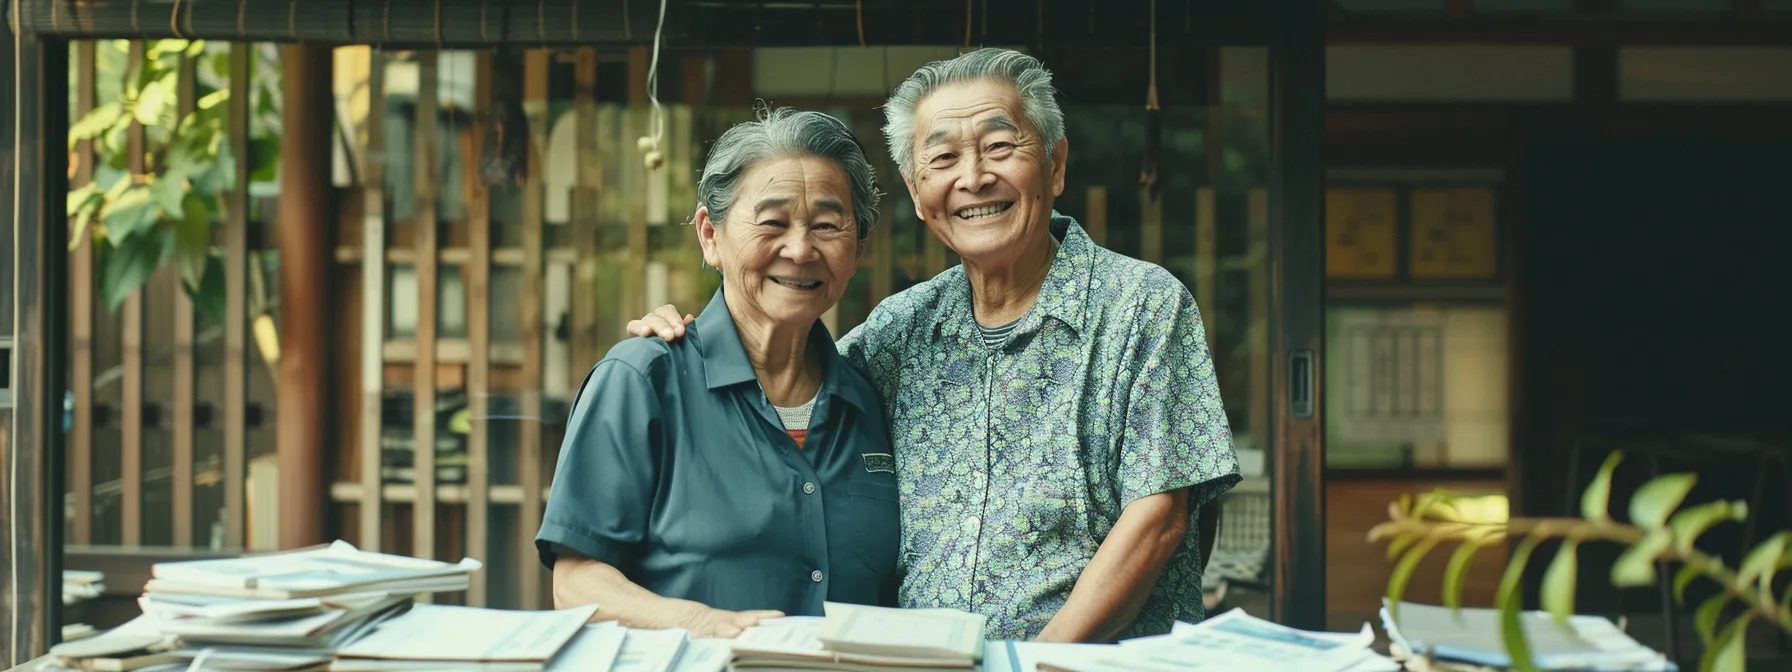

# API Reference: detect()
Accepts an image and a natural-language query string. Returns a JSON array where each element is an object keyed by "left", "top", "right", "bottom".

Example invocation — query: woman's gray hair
[
  {"left": 695, "top": 107, "right": 881, "bottom": 241},
  {"left": 881, "top": 48, "right": 1065, "bottom": 180}
]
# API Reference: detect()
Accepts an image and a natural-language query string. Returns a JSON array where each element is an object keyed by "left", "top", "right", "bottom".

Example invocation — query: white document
[
  {"left": 153, "top": 540, "right": 482, "bottom": 595},
  {"left": 545, "top": 623, "right": 627, "bottom": 672},
  {"left": 670, "top": 639, "right": 733, "bottom": 672},
  {"left": 818, "top": 602, "right": 986, "bottom": 661},
  {"left": 336, "top": 604, "right": 596, "bottom": 663},
  {"left": 1104, "top": 609, "right": 1378, "bottom": 672},
  {"left": 612, "top": 628, "right": 690, "bottom": 672},
  {"left": 733, "top": 617, "right": 827, "bottom": 655}
]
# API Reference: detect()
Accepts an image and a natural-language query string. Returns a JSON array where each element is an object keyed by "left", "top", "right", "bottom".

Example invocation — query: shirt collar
[
  {"left": 935, "top": 213, "right": 1095, "bottom": 344},
  {"left": 691, "top": 287, "right": 876, "bottom": 414}
]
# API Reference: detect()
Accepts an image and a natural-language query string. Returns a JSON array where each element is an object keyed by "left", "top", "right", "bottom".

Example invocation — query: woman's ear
[{"left": 695, "top": 206, "right": 722, "bottom": 269}]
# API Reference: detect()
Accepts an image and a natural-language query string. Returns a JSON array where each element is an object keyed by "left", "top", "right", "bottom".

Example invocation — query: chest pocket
[{"left": 844, "top": 468, "right": 900, "bottom": 576}]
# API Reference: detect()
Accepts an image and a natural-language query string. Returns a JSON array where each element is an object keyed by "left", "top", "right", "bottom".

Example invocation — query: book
[
  {"left": 543, "top": 623, "right": 627, "bottom": 672},
  {"left": 817, "top": 603, "right": 985, "bottom": 663},
  {"left": 155, "top": 594, "right": 412, "bottom": 648},
  {"left": 731, "top": 612, "right": 978, "bottom": 671},
  {"left": 332, "top": 603, "right": 596, "bottom": 672},
  {"left": 1381, "top": 600, "right": 1672, "bottom": 671},
  {"left": 148, "top": 540, "right": 481, "bottom": 599}
]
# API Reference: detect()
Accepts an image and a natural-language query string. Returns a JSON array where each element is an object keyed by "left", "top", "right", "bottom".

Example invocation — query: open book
[
  {"left": 731, "top": 603, "right": 985, "bottom": 671},
  {"left": 332, "top": 603, "right": 597, "bottom": 672},
  {"left": 147, "top": 540, "right": 481, "bottom": 599}
]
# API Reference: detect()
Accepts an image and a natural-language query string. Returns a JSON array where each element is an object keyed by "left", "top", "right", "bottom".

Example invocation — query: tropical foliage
[
  {"left": 65, "top": 40, "right": 281, "bottom": 326},
  {"left": 1371, "top": 452, "right": 1792, "bottom": 672}
]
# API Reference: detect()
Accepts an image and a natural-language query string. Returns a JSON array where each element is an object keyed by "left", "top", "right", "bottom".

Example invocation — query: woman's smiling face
[{"left": 697, "top": 154, "right": 861, "bottom": 330}]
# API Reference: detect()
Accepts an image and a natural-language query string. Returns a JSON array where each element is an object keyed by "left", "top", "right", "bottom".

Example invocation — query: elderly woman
[
  {"left": 536, "top": 108, "right": 894, "bottom": 639},
  {"left": 628, "top": 49, "right": 1241, "bottom": 643}
]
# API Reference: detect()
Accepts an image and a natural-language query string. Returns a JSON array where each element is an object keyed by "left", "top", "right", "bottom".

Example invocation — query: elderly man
[{"left": 628, "top": 48, "right": 1239, "bottom": 642}]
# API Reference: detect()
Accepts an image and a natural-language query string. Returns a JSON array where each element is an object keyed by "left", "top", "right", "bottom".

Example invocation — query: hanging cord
[
  {"left": 856, "top": 0, "right": 866, "bottom": 46},
  {"left": 170, "top": 0, "right": 185, "bottom": 39},
  {"left": 639, "top": 0, "right": 670, "bottom": 170}
]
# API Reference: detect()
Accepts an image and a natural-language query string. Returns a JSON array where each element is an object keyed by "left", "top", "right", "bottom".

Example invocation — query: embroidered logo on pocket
[{"left": 862, "top": 452, "right": 895, "bottom": 474}]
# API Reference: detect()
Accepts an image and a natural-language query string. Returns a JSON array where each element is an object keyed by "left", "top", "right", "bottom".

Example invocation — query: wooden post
[
  {"left": 1084, "top": 186, "right": 1108, "bottom": 247},
  {"left": 358, "top": 52, "right": 389, "bottom": 552},
  {"left": 70, "top": 40, "right": 96, "bottom": 546},
  {"left": 1196, "top": 188, "right": 1217, "bottom": 352},
  {"left": 1248, "top": 188, "right": 1271, "bottom": 457},
  {"left": 122, "top": 40, "right": 147, "bottom": 549},
  {"left": 277, "top": 44, "right": 334, "bottom": 550},
  {"left": 1140, "top": 187, "right": 1164, "bottom": 264},
  {"left": 518, "top": 49, "right": 551, "bottom": 611},
  {"left": 172, "top": 52, "right": 199, "bottom": 547},
  {"left": 224, "top": 43, "right": 252, "bottom": 548},
  {"left": 465, "top": 50, "right": 494, "bottom": 607},
  {"left": 411, "top": 52, "right": 441, "bottom": 564}
]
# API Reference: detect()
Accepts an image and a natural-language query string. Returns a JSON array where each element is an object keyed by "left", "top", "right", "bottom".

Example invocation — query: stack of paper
[
  {"left": 1380, "top": 600, "right": 1673, "bottom": 671},
  {"left": 47, "top": 541, "right": 481, "bottom": 672},
  {"left": 332, "top": 603, "right": 597, "bottom": 671},
  {"left": 731, "top": 602, "right": 985, "bottom": 671},
  {"left": 62, "top": 570, "right": 107, "bottom": 642},
  {"left": 1003, "top": 609, "right": 1398, "bottom": 672}
]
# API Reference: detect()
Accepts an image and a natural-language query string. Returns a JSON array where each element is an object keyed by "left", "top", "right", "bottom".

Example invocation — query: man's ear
[
  {"left": 695, "top": 206, "right": 722, "bottom": 269},
  {"left": 1051, "top": 137, "right": 1069, "bottom": 198},
  {"left": 904, "top": 174, "right": 925, "bottom": 221}
]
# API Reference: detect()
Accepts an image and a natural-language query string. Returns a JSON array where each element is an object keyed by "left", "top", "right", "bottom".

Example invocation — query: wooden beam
[
  {"left": 625, "top": 48, "right": 650, "bottom": 338},
  {"left": 70, "top": 40, "right": 97, "bottom": 547},
  {"left": 411, "top": 52, "right": 441, "bottom": 564},
  {"left": 518, "top": 49, "right": 551, "bottom": 611},
  {"left": 1195, "top": 188, "right": 1217, "bottom": 352},
  {"left": 1247, "top": 188, "right": 1271, "bottom": 453},
  {"left": 570, "top": 48, "right": 600, "bottom": 400},
  {"left": 224, "top": 43, "right": 252, "bottom": 548},
  {"left": 171, "top": 52, "right": 199, "bottom": 548},
  {"left": 1084, "top": 186, "right": 1108, "bottom": 247},
  {"left": 465, "top": 50, "right": 495, "bottom": 607},
  {"left": 121, "top": 40, "right": 147, "bottom": 549},
  {"left": 1327, "top": 19, "right": 1792, "bottom": 45},
  {"left": 359, "top": 51, "right": 388, "bottom": 553},
  {"left": 277, "top": 44, "right": 335, "bottom": 550}
]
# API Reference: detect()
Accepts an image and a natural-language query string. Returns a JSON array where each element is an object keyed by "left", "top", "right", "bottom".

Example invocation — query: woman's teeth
[
  {"left": 771, "top": 277, "right": 822, "bottom": 290},
  {"left": 955, "top": 202, "right": 1013, "bottom": 219}
]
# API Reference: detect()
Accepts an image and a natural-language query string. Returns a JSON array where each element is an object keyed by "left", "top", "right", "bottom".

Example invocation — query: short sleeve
[
  {"left": 535, "top": 359, "right": 663, "bottom": 572},
  {"left": 1117, "top": 283, "right": 1242, "bottom": 512}
]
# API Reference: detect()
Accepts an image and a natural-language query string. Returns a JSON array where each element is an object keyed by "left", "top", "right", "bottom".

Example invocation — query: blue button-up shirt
[
  {"left": 839, "top": 215, "right": 1241, "bottom": 640},
  {"left": 537, "top": 289, "right": 900, "bottom": 615}
]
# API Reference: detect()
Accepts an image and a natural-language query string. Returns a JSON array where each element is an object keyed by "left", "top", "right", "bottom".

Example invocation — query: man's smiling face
[{"left": 904, "top": 77, "right": 1068, "bottom": 268}]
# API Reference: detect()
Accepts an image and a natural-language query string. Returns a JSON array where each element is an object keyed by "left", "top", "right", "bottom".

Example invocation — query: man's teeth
[
  {"left": 772, "top": 278, "right": 821, "bottom": 289},
  {"left": 955, "top": 203, "right": 1012, "bottom": 219}
]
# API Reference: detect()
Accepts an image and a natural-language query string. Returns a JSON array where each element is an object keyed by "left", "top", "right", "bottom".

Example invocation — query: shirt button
[
  {"left": 803, "top": 482, "right": 816, "bottom": 495},
  {"left": 811, "top": 570, "right": 824, "bottom": 583}
]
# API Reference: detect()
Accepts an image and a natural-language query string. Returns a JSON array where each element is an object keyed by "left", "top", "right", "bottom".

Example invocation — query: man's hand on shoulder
[{"left": 626, "top": 304, "right": 694, "bottom": 342}]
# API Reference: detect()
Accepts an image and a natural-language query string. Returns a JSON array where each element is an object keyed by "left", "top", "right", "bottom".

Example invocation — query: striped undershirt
[{"left": 978, "top": 318, "right": 1021, "bottom": 348}]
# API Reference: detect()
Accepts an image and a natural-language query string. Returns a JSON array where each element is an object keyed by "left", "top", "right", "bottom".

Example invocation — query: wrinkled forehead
[
  {"left": 729, "top": 156, "right": 852, "bottom": 220},
  {"left": 913, "top": 78, "right": 1031, "bottom": 144}
]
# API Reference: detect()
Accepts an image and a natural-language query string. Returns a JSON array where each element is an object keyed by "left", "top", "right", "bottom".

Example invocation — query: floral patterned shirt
[{"left": 837, "top": 215, "right": 1241, "bottom": 641}]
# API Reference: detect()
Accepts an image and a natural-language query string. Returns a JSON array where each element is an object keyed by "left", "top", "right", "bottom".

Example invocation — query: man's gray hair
[
  {"left": 696, "top": 107, "right": 881, "bottom": 241},
  {"left": 881, "top": 48, "right": 1065, "bottom": 180}
]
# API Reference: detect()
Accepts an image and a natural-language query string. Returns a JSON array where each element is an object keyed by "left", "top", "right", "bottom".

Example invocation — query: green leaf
[
  {"left": 186, "top": 253, "right": 228, "bottom": 329},
  {"left": 1668, "top": 501, "right": 1745, "bottom": 555},
  {"left": 100, "top": 230, "right": 164, "bottom": 311},
  {"left": 1540, "top": 540, "right": 1578, "bottom": 630},
  {"left": 1737, "top": 531, "right": 1789, "bottom": 594},
  {"left": 101, "top": 185, "right": 161, "bottom": 246},
  {"left": 249, "top": 135, "right": 279, "bottom": 183},
  {"left": 1386, "top": 536, "right": 1442, "bottom": 622},
  {"left": 149, "top": 40, "right": 191, "bottom": 58},
  {"left": 1386, "top": 532, "right": 1418, "bottom": 561},
  {"left": 174, "top": 193, "right": 212, "bottom": 290},
  {"left": 1611, "top": 528, "right": 1672, "bottom": 587},
  {"left": 1444, "top": 533, "right": 1496, "bottom": 614},
  {"left": 151, "top": 171, "right": 189, "bottom": 216},
  {"left": 1581, "top": 451, "right": 1624, "bottom": 522},
  {"left": 1497, "top": 535, "right": 1542, "bottom": 672},
  {"left": 68, "top": 102, "right": 126, "bottom": 147},
  {"left": 1673, "top": 564, "right": 1702, "bottom": 605},
  {"left": 132, "top": 80, "right": 169, "bottom": 126},
  {"left": 197, "top": 89, "right": 229, "bottom": 111},
  {"left": 1628, "top": 473, "right": 1697, "bottom": 530},
  {"left": 1700, "top": 614, "right": 1753, "bottom": 672},
  {"left": 1695, "top": 594, "right": 1728, "bottom": 643}
]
